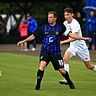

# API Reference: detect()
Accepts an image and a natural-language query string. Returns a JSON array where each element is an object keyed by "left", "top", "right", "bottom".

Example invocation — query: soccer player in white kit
[{"left": 59, "top": 7, "right": 96, "bottom": 84}]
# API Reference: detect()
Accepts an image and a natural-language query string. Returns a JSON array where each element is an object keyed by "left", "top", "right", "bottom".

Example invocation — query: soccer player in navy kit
[
  {"left": 17, "top": 10, "right": 91, "bottom": 90},
  {"left": 17, "top": 11, "right": 75, "bottom": 90}
]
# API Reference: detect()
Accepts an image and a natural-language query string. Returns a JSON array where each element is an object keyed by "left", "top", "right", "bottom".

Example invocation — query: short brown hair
[
  {"left": 64, "top": 7, "right": 73, "bottom": 14},
  {"left": 26, "top": 13, "right": 31, "bottom": 17},
  {"left": 48, "top": 11, "right": 58, "bottom": 18}
]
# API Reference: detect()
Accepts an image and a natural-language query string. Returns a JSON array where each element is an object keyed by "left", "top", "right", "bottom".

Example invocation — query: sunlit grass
[{"left": 0, "top": 52, "right": 96, "bottom": 96}]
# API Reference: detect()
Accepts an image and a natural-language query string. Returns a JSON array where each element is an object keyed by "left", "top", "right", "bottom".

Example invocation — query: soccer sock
[
  {"left": 64, "top": 64, "right": 69, "bottom": 73},
  {"left": 93, "top": 65, "right": 96, "bottom": 72},
  {"left": 61, "top": 71, "right": 71, "bottom": 82},
  {"left": 36, "top": 69, "right": 44, "bottom": 87},
  {"left": 62, "top": 71, "right": 75, "bottom": 89}
]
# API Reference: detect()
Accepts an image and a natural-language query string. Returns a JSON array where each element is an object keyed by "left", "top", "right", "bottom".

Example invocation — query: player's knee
[
  {"left": 58, "top": 68, "right": 66, "bottom": 74},
  {"left": 39, "top": 61, "right": 47, "bottom": 70},
  {"left": 63, "top": 58, "right": 68, "bottom": 63}
]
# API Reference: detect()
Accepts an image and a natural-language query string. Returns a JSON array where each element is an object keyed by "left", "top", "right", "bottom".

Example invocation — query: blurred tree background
[{"left": 0, "top": 1, "right": 85, "bottom": 44}]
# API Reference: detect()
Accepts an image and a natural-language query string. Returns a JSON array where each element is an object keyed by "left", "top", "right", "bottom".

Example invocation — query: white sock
[
  {"left": 64, "top": 64, "right": 69, "bottom": 73},
  {"left": 93, "top": 66, "right": 96, "bottom": 72}
]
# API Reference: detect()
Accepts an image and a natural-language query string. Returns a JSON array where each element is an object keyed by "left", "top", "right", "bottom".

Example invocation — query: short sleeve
[
  {"left": 63, "top": 25, "right": 71, "bottom": 36},
  {"left": 71, "top": 23, "right": 79, "bottom": 33}
]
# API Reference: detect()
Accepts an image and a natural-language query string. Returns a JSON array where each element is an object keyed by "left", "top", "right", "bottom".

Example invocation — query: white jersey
[{"left": 63, "top": 18, "right": 88, "bottom": 50}]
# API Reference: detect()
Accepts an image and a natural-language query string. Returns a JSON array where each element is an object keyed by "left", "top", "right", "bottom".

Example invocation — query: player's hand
[
  {"left": 17, "top": 40, "right": 25, "bottom": 47},
  {"left": 85, "top": 37, "right": 92, "bottom": 42},
  {"left": 60, "top": 41, "right": 64, "bottom": 45}
]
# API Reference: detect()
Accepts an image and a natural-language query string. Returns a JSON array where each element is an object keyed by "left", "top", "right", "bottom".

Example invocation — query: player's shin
[
  {"left": 35, "top": 69, "right": 44, "bottom": 90},
  {"left": 61, "top": 71, "right": 75, "bottom": 89},
  {"left": 59, "top": 64, "right": 69, "bottom": 84}
]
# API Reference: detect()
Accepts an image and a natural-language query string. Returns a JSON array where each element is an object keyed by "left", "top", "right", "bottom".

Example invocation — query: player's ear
[
  {"left": 55, "top": 17, "right": 57, "bottom": 21},
  {"left": 72, "top": 13, "right": 74, "bottom": 17}
]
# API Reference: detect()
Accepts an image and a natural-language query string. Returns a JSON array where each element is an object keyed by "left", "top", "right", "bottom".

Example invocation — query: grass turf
[{"left": 0, "top": 52, "right": 96, "bottom": 96}]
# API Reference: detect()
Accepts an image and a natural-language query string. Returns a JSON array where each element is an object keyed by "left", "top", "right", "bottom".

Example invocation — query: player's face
[
  {"left": 27, "top": 16, "right": 31, "bottom": 20},
  {"left": 48, "top": 14, "right": 57, "bottom": 25},
  {"left": 90, "top": 10, "right": 95, "bottom": 17},
  {"left": 64, "top": 12, "right": 73, "bottom": 23}
]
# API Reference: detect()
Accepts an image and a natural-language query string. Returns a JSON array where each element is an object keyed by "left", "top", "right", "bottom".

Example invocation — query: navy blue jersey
[{"left": 34, "top": 23, "right": 66, "bottom": 54}]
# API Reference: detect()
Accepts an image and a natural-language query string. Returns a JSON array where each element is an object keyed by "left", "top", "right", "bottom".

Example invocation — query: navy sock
[
  {"left": 61, "top": 71, "right": 71, "bottom": 82},
  {"left": 36, "top": 69, "right": 44, "bottom": 87}
]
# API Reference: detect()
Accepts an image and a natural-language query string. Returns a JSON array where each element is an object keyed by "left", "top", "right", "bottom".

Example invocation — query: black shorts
[{"left": 40, "top": 51, "right": 64, "bottom": 70}]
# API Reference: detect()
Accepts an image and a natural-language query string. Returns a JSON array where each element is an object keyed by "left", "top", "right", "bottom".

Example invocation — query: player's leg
[
  {"left": 32, "top": 39, "right": 36, "bottom": 51},
  {"left": 84, "top": 61, "right": 96, "bottom": 72},
  {"left": 35, "top": 51, "right": 50, "bottom": 90},
  {"left": 58, "top": 68, "right": 75, "bottom": 89},
  {"left": 27, "top": 41, "right": 30, "bottom": 49},
  {"left": 77, "top": 48, "right": 96, "bottom": 72},
  {"left": 59, "top": 50, "right": 74, "bottom": 84},
  {"left": 63, "top": 50, "right": 74, "bottom": 73},
  {"left": 35, "top": 60, "right": 47, "bottom": 90},
  {"left": 51, "top": 54, "right": 75, "bottom": 89}
]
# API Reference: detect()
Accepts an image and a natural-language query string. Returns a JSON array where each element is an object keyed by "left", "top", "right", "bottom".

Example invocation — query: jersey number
[
  {"left": 49, "top": 37, "right": 53, "bottom": 42},
  {"left": 58, "top": 60, "right": 64, "bottom": 67}
]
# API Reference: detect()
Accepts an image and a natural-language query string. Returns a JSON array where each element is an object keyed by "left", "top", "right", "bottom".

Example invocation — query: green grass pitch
[{"left": 0, "top": 52, "right": 96, "bottom": 96}]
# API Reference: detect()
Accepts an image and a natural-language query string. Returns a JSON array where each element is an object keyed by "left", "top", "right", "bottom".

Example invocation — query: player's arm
[
  {"left": 17, "top": 34, "right": 35, "bottom": 47},
  {"left": 68, "top": 32, "right": 91, "bottom": 41},
  {"left": 60, "top": 37, "right": 75, "bottom": 44},
  {"left": 61, "top": 32, "right": 92, "bottom": 45}
]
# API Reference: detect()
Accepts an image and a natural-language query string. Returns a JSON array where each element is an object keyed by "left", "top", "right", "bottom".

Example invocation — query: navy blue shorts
[{"left": 40, "top": 51, "right": 64, "bottom": 70}]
